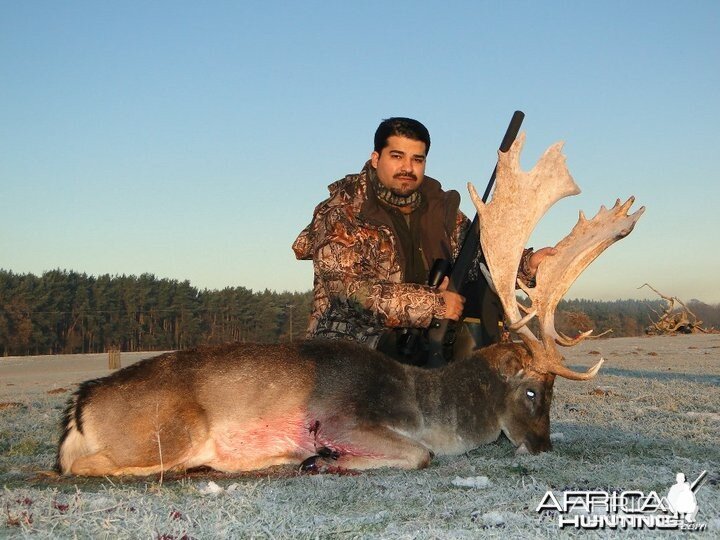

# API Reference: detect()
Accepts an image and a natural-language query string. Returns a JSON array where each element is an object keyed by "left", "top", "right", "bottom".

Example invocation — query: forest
[
  {"left": 1, "top": 269, "right": 718, "bottom": 356},
  {"left": 0, "top": 269, "right": 311, "bottom": 356}
]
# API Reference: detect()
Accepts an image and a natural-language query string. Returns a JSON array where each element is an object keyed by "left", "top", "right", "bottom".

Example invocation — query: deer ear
[{"left": 500, "top": 367, "right": 526, "bottom": 383}]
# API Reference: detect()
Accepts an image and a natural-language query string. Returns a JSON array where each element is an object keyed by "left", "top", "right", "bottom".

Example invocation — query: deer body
[{"left": 57, "top": 340, "right": 551, "bottom": 476}]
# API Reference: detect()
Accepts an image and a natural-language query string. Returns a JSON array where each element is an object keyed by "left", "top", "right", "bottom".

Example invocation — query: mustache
[{"left": 393, "top": 171, "right": 418, "bottom": 181}]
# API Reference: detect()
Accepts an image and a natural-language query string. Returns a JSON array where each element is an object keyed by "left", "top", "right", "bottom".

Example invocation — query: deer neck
[{"left": 410, "top": 349, "right": 512, "bottom": 452}]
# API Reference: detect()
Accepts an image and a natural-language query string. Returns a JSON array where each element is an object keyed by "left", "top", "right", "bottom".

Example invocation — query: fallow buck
[{"left": 57, "top": 133, "right": 644, "bottom": 476}]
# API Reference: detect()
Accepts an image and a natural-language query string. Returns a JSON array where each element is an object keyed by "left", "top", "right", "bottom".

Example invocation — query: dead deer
[{"left": 57, "top": 133, "right": 643, "bottom": 476}]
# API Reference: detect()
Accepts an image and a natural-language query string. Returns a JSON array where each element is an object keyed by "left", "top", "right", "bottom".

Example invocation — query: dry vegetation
[
  {"left": 1, "top": 335, "right": 719, "bottom": 538},
  {"left": 640, "top": 284, "right": 716, "bottom": 335}
]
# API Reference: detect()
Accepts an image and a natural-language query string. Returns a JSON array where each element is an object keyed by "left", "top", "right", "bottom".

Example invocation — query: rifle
[{"left": 425, "top": 111, "right": 525, "bottom": 368}]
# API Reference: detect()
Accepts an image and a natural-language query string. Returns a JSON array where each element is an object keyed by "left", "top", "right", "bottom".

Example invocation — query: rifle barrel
[{"left": 425, "top": 111, "right": 525, "bottom": 368}]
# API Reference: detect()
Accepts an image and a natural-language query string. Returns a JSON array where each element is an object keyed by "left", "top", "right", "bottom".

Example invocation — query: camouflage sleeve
[
  {"left": 341, "top": 276, "right": 447, "bottom": 328},
  {"left": 517, "top": 248, "right": 536, "bottom": 287},
  {"left": 314, "top": 214, "right": 446, "bottom": 329}
]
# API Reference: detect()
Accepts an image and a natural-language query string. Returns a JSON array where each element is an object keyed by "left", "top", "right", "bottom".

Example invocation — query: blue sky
[{"left": 2, "top": 1, "right": 719, "bottom": 303}]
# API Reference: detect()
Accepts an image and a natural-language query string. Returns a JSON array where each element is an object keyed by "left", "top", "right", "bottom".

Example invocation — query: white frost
[
  {"left": 451, "top": 475, "right": 492, "bottom": 489},
  {"left": 199, "top": 481, "right": 224, "bottom": 495}
]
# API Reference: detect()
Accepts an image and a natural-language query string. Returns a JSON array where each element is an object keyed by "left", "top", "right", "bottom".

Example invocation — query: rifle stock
[{"left": 425, "top": 111, "right": 525, "bottom": 368}]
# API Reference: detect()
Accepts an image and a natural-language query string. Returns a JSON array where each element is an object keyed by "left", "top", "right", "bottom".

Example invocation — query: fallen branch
[{"left": 639, "top": 283, "right": 709, "bottom": 334}]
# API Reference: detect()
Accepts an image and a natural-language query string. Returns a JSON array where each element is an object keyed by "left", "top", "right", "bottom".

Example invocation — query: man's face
[{"left": 371, "top": 135, "right": 427, "bottom": 196}]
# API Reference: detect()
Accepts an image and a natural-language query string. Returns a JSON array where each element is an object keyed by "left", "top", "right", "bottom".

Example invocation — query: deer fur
[{"left": 57, "top": 340, "right": 553, "bottom": 476}]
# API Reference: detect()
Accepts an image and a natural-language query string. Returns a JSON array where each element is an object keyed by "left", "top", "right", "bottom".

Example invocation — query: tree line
[
  {"left": 0, "top": 269, "right": 312, "bottom": 356},
  {"left": 1, "top": 269, "right": 718, "bottom": 356}
]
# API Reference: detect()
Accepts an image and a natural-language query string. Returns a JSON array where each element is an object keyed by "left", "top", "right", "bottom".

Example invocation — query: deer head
[{"left": 469, "top": 132, "right": 645, "bottom": 381}]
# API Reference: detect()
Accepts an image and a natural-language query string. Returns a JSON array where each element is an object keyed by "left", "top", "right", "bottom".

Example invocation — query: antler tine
[
  {"left": 528, "top": 197, "right": 645, "bottom": 378},
  {"left": 556, "top": 329, "right": 594, "bottom": 346},
  {"left": 548, "top": 356, "right": 605, "bottom": 381},
  {"left": 468, "top": 132, "right": 580, "bottom": 341},
  {"left": 556, "top": 328, "right": 612, "bottom": 344}
]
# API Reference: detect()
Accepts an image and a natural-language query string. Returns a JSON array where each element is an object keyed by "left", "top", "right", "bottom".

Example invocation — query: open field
[{"left": 1, "top": 335, "right": 719, "bottom": 538}]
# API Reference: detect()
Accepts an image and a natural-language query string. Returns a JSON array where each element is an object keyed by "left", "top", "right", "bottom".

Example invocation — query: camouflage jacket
[{"left": 292, "top": 162, "right": 473, "bottom": 348}]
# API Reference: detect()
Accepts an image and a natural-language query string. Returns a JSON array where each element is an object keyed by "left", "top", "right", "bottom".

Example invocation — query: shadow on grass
[
  {"left": 567, "top": 364, "right": 720, "bottom": 385},
  {"left": 3, "top": 463, "right": 313, "bottom": 492},
  {"left": 4, "top": 428, "right": 718, "bottom": 498},
  {"left": 550, "top": 420, "right": 717, "bottom": 465},
  {"left": 464, "top": 423, "right": 720, "bottom": 496}
]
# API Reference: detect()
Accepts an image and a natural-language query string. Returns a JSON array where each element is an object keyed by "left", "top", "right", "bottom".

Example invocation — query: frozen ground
[{"left": 1, "top": 335, "right": 719, "bottom": 538}]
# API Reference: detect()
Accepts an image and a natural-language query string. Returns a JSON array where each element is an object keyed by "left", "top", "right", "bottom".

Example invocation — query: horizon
[
  {"left": 2, "top": 266, "right": 715, "bottom": 306},
  {"left": 2, "top": 2, "right": 719, "bottom": 303}
]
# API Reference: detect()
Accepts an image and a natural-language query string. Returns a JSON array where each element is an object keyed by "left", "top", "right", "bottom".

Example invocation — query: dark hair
[{"left": 373, "top": 117, "right": 431, "bottom": 155}]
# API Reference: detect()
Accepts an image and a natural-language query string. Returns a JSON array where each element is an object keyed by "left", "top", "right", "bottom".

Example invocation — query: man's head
[
  {"left": 371, "top": 118, "right": 431, "bottom": 197},
  {"left": 373, "top": 117, "right": 431, "bottom": 156}
]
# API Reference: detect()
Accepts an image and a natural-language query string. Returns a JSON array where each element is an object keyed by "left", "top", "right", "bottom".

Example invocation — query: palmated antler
[{"left": 468, "top": 133, "right": 645, "bottom": 380}]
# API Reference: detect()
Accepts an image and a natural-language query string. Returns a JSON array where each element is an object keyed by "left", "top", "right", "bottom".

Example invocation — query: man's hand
[
  {"left": 528, "top": 247, "right": 557, "bottom": 277},
  {"left": 438, "top": 276, "right": 465, "bottom": 321}
]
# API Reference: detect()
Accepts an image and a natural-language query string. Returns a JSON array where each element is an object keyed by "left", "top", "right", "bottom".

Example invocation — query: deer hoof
[
  {"left": 317, "top": 446, "right": 340, "bottom": 460},
  {"left": 299, "top": 455, "right": 321, "bottom": 473},
  {"left": 300, "top": 452, "right": 337, "bottom": 473}
]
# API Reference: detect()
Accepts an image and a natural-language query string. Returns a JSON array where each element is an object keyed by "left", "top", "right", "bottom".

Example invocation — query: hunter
[{"left": 292, "top": 117, "right": 553, "bottom": 364}]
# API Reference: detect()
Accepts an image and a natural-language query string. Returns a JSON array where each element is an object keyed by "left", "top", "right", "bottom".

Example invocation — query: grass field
[{"left": 1, "top": 335, "right": 719, "bottom": 538}]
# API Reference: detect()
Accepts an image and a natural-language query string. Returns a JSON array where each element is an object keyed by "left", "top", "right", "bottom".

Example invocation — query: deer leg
[
  {"left": 69, "top": 451, "right": 174, "bottom": 476},
  {"left": 69, "top": 446, "right": 209, "bottom": 477},
  {"left": 69, "top": 402, "right": 212, "bottom": 476},
  {"left": 69, "top": 450, "right": 122, "bottom": 476},
  {"left": 206, "top": 450, "right": 311, "bottom": 472},
  {"left": 301, "top": 425, "right": 432, "bottom": 472}
]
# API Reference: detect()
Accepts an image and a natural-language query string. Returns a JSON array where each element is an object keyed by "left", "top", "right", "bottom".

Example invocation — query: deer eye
[{"left": 526, "top": 390, "right": 536, "bottom": 401}]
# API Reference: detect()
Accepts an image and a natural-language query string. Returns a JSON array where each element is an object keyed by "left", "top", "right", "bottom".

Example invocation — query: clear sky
[{"left": 2, "top": 1, "right": 719, "bottom": 303}]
